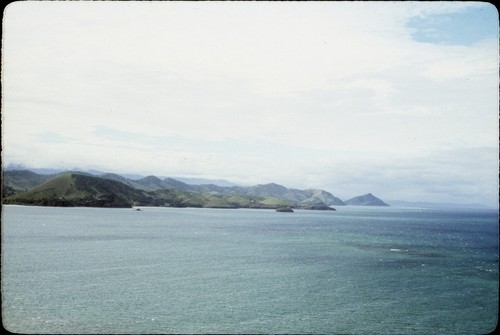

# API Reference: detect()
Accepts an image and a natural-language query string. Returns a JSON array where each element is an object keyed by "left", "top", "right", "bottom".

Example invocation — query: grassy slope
[
  {"left": 2, "top": 173, "right": 292, "bottom": 209},
  {"left": 3, "top": 171, "right": 341, "bottom": 209},
  {"left": 3, "top": 173, "right": 138, "bottom": 207},
  {"left": 1, "top": 170, "right": 54, "bottom": 196}
]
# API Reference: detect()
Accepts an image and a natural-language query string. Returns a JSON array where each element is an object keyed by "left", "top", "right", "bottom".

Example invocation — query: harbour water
[{"left": 1, "top": 205, "right": 498, "bottom": 334}]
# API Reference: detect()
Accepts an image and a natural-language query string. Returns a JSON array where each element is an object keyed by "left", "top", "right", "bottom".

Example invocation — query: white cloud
[{"left": 2, "top": 1, "right": 498, "bottom": 205}]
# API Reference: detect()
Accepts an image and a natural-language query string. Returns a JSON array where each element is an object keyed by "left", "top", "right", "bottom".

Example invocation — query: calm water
[{"left": 1, "top": 205, "right": 498, "bottom": 334}]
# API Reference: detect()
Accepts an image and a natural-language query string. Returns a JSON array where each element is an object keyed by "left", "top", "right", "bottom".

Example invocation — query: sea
[{"left": 1, "top": 205, "right": 498, "bottom": 334}]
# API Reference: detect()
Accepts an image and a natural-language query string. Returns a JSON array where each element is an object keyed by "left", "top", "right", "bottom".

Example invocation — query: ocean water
[{"left": 1, "top": 205, "right": 498, "bottom": 334}]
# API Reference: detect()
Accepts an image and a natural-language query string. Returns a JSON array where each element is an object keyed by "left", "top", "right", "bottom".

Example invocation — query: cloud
[
  {"left": 2, "top": 2, "right": 498, "bottom": 206},
  {"left": 297, "top": 146, "right": 498, "bottom": 206}
]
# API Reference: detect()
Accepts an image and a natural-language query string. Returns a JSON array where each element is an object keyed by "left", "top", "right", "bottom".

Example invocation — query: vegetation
[
  {"left": 2, "top": 172, "right": 298, "bottom": 209},
  {"left": 2, "top": 173, "right": 138, "bottom": 208},
  {"left": 2, "top": 170, "right": 374, "bottom": 209},
  {"left": 1, "top": 169, "right": 53, "bottom": 196},
  {"left": 344, "top": 193, "right": 389, "bottom": 206}
]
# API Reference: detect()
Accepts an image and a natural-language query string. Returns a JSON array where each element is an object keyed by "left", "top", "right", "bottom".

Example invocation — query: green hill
[
  {"left": 4, "top": 169, "right": 348, "bottom": 208},
  {"left": 298, "top": 189, "right": 345, "bottom": 206},
  {"left": 2, "top": 170, "right": 338, "bottom": 209},
  {"left": 344, "top": 193, "right": 389, "bottom": 206},
  {"left": 2, "top": 172, "right": 294, "bottom": 209},
  {"left": 2, "top": 173, "right": 145, "bottom": 207},
  {"left": 243, "top": 183, "right": 344, "bottom": 206},
  {"left": 2, "top": 170, "right": 54, "bottom": 197},
  {"left": 3, "top": 169, "right": 390, "bottom": 209}
]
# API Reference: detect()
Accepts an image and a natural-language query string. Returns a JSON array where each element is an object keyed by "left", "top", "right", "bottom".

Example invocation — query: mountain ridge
[
  {"left": 2, "top": 172, "right": 279, "bottom": 209},
  {"left": 2, "top": 169, "right": 387, "bottom": 209},
  {"left": 344, "top": 193, "right": 389, "bottom": 206},
  {"left": 2, "top": 172, "right": 141, "bottom": 207}
]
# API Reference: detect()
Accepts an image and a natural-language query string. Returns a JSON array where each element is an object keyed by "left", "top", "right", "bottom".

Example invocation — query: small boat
[{"left": 276, "top": 207, "right": 294, "bottom": 213}]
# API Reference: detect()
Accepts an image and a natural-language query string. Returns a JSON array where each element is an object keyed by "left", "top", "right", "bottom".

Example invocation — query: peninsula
[{"left": 2, "top": 169, "right": 389, "bottom": 209}]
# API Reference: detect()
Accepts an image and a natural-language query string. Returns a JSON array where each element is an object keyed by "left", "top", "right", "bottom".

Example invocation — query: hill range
[{"left": 2, "top": 169, "right": 389, "bottom": 209}]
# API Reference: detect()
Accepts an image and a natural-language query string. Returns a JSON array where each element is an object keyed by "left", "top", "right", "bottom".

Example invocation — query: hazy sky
[{"left": 2, "top": 1, "right": 498, "bottom": 205}]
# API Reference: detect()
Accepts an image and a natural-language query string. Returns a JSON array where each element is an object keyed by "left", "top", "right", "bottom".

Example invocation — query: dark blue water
[{"left": 2, "top": 205, "right": 498, "bottom": 334}]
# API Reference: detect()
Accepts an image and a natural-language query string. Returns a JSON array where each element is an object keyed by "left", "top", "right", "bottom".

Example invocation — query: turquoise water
[{"left": 1, "top": 205, "right": 498, "bottom": 334}]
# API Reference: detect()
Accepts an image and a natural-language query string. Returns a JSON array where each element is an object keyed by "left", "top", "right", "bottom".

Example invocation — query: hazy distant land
[{"left": 2, "top": 169, "right": 388, "bottom": 209}]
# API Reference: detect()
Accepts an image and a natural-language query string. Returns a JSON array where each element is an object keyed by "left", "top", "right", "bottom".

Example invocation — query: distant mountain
[
  {"left": 4, "top": 164, "right": 66, "bottom": 175},
  {"left": 100, "top": 173, "right": 131, "bottom": 184},
  {"left": 2, "top": 172, "right": 144, "bottom": 207},
  {"left": 160, "top": 178, "right": 193, "bottom": 191},
  {"left": 2, "top": 172, "right": 295, "bottom": 209},
  {"left": 4, "top": 165, "right": 109, "bottom": 176},
  {"left": 344, "top": 193, "right": 389, "bottom": 206},
  {"left": 243, "top": 183, "right": 345, "bottom": 206},
  {"left": 4, "top": 165, "right": 239, "bottom": 187},
  {"left": 2, "top": 170, "right": 55, "bottom": 196},
  {"left": 173, "top": 177, "right": 238, "bottom": 187},
  {"left": 298, "top": 189, "right": 345, "bottom": 206},
  {"left": 2, "top": 169, "right": 388, "bottom": 209},
  {"left": 98, "top": 175, "right": 345, "bottom": 206},
  {"left": 246, "top": 183, "right": 292, "bottom": 199},
  {"left": 135, "top": 175, "right": 168, "bottom": 190}
]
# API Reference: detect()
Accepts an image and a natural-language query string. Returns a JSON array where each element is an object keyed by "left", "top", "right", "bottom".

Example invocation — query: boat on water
[{"left": 276, "top": 207, "right": 294, "bottom": 213}]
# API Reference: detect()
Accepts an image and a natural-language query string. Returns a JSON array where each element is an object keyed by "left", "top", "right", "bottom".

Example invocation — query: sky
[{"left": 2, "top": 1, "right": 499, "bottom": 206}]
